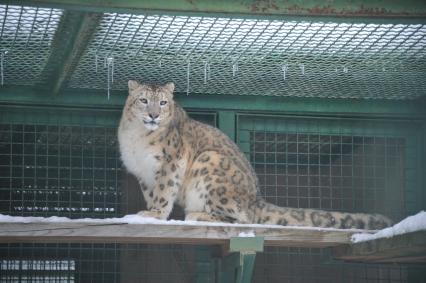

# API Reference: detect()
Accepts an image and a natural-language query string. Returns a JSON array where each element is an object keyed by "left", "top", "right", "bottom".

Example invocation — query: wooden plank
[
  {"left": 333, "top": 230, "right": 426, "bottom": 263},
  {"left": 0, "top": 222, "right": 359, "bottom": 248}
]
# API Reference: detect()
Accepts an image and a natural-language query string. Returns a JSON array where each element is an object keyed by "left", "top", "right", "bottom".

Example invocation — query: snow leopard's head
[{"left": 125, "top": 80, "right": 175, "bottom": 131}]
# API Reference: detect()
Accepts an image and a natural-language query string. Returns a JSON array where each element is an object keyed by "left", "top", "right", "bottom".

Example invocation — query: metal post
[{"left": 216, "top": 237, "right": 264, "bottom": 283}]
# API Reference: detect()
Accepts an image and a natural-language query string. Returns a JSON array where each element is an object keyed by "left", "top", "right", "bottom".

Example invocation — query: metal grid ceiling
[
  {"left": 1, "top": 5, "right": 425, "bottom": 99},
  {"left": 0, "top": 5, "right": 62, "bottom": 85},
  {"left": 69, "top": 13, "right": 426, "bottom": 99}
]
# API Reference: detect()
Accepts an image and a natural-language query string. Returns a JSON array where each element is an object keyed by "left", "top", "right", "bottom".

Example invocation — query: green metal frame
[
  {"left": 0, "top": 0, "right": 425, "bottom": 281},
  {"left": 3, "top": 0, "right": 426, "bottom": 22},
  {"left": 0, "top": 87, "right": 425, "bottom": 118},
  {"left": 216, "top": 237, "right": 264, "bottom": 283}
]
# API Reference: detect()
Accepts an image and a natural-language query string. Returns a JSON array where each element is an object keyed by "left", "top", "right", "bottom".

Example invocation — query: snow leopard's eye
[
  {"left": 140, "top": 98, "right": 148, "bottom": 104},
  {"left": 160, "top": 100, "right": 167, "bottom": 106}
]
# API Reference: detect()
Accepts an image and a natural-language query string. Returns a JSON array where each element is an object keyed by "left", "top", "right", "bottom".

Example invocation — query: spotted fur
[{"left": 118, "top": 81, "right": 392, "bottom": 230}]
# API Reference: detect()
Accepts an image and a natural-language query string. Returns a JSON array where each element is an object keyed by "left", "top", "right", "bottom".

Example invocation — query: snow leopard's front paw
[{"left": 137, "top": 210, "right": 167, "bottom": 220}]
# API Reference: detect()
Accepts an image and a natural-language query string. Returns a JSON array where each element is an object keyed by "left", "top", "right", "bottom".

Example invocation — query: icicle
[
  {"left": 204, "top": 61, "right": 210, "bottom": 84},
  {"left": 159, "top": 60, "right": 162, "bottom": 68},
  {"left": 232, "top": 61, "right": 239, "bottom": 77},
  {"left": 281, "top": 64, "right": 288, "bottom": 80},
  {"left": 343, "top": 66, "right": 348, "bottom": 73},
  {"left": 186, "top": 61, "right": 190, "bottom": 96},
  {"left": 95, "top": 53, "right": 98, "bottom": 73},
  {"left": 111, "top": 58, "right": 114, "bottom": 83},
  {"left": 106, "top": 57, "right": 114, "bottom": 100},
  {"left": 299, "top": 63, "right": 304, "bottom": 76},
  {"left": 1, "top": 50, "right": 8, "bottom": 86}
]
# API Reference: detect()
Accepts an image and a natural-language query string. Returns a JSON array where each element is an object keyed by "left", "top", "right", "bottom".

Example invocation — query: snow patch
[
  {"left": 238, "top": 231, "right": 255, "bottom": 237},
  {"left": 351, "top": 211, "right": 426, "bottom": 243},
  {"left": 0, "top": 213, "right": 365, "bottom": 233}
]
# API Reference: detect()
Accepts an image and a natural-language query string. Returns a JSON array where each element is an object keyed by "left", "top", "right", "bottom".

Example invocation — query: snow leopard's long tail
[{"left": 254, "top": 199, "right": 392, "bottom": 230}]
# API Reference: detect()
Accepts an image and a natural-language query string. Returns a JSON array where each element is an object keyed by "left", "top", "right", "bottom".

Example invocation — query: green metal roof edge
[
  {"left": 0, "top": 86, "right": 424, "bottom": 118},
  {"left": 2, "top": 0, "right": 426, "bottom": 24}
]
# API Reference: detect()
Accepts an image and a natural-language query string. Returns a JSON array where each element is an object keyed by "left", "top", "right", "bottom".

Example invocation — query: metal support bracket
[
  {"left": 216, "top": 237, "right": 264, "bottom": 283},
  {"left": 37, "top": 10, "right": 102, "bottom": 95},
  {"left": 218, "top": 110, "right": 236, "bottom": 141}
]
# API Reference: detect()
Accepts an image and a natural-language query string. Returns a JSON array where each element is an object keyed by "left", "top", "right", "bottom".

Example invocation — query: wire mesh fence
[
  {"left": 238, "top": 114, "right": 425, "bottom": 283},
  {"left": 238, "top": 114, "right": 423, "bottom": 221},
  {"left": 0, "top": 110, "right": 424, "bottom": 281},
  {"left": 0, "top": 110, "right": 217, "bottom": 283},
  {"left": 250, "top": 131, "right": 406, "bottom": 219},
  {"left": 0, "top": 124, "right": 122, "bottom": 218},
  {"left": 0, "top": 243, "right": 205, "bottom": 283},
  {"left": 252, "top": 246, "right": 423, "bottom": 283}
]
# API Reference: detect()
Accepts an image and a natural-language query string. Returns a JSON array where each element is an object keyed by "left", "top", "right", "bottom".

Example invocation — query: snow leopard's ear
[
  {"left": 163, "top": 82, "right": 175, "bottom": 97},
  {"left": 128, "top": 80, "right": 140, "bottom": 92}
]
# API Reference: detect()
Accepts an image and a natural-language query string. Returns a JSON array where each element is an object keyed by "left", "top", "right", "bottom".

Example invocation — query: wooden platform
[
  {"left": 0, "top": 221, "right": 357, "bottom": 248},
  {"left": 333, "top": 230, "right": 426, "bottom": 263},
  {"left": 2, "top": 221, "right": 425, "bottom": 264}
]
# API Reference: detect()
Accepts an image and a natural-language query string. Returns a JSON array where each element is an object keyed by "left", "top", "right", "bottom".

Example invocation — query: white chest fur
[{"left": 118, "top": 125, "right": 161, "bottom": 189}]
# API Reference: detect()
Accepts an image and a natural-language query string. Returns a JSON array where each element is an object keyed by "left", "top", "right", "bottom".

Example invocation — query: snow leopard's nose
[{"left": 149, "top": 113, "right": 159, "bottom": 120}]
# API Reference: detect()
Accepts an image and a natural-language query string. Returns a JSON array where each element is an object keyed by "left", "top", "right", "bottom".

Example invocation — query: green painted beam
[
  {"left": 237, "top": 253, "right": 257, "bottom": 283},
  {"left": 37, "top": 10, "right": 102, "bottom": 95},
  {"left": 421, "top": 124, "right": 426, "bottom": 215},
  {"left": 0, "top": 86, "right": 425, "bottom": 118},
  {"left": 2, "top": 0, "right": 426, "bottom": 23},
  {"left": 218, "top": 111, "right": 236, "bottom": 141},
  {"left": 217, "top": 237, "right": 264, "bottom": 283},
  {"left": 195, "top": 246, "right": 214, "bottom": 283},
  {"left": 219, "top": 252, "right": 258, "bottom": 283},
  {"left": 0, "top": 104, "right": 120, "bottom": 127},
  {"left": 0, "top": 104, "right": 216, "bottom": 127},
  {"left": 229, "top": 237, "right": 264, "bottom": 253}
]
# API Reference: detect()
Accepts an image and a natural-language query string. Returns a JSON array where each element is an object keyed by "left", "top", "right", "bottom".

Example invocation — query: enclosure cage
[{"left": 0, "top": 1, "right": 425, "bottom": 282}]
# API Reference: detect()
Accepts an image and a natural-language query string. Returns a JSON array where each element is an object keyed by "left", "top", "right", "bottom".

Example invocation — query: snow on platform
[
  {"left": 351, "top": 211, "right": 426, "bottom": 243},
  {"left": 334, "top": 211, "right": 426, "bottom": 263},
  {"left": 0, "top": 213, "right": 365, "bottom": 248}
]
